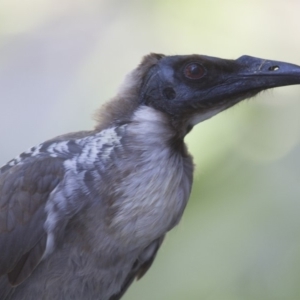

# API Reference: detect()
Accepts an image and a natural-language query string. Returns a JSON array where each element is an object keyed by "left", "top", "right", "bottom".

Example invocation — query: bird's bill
[
  {"left": 192, "top": 55, "right": 300, "bottom": 109},
  {"left": 233, "top": 55, "right": 300, "bottom": 90},
  {"left": 185, "top": 55, "right": 300, "bottom": 125}
]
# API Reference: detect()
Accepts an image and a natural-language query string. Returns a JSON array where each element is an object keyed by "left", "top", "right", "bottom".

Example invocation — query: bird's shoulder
[{"left": 0, "top": 126, "right": 126, "bottom": 175}]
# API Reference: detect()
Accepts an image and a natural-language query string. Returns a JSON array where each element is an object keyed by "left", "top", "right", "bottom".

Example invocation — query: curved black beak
[
  {"left": 194, "top": 55, "right": 300, "bottom": 110},
  {"left": 236, "top": 55, "right": 300, "bottom": 87},
  {"left": 175, "top": 54, "right": 300, "bottom": 125}
]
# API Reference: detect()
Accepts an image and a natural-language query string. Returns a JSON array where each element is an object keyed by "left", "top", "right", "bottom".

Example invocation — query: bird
[{"left": 0, "top": 53, "right": 300, "bottom": 300}]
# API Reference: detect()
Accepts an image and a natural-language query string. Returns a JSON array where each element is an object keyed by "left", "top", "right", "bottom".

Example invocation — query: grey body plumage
[{"left": 1, "top": 53, "right": 300, "bottom": 300}]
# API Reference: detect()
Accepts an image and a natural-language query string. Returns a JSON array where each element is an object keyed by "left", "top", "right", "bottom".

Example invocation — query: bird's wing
[
  {"left": 0, "top": 155, "right": 67, "bottom": 286},
  {"left": 109, "top": 235, "right": 165, "bottom": 300},
  {"left": 0, "top": 127, "right": 126, "bottom": 288}
]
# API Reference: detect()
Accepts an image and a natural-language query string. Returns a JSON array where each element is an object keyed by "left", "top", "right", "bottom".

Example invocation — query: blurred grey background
[{"left": 1, "top": 0, "right": 300, "bottom": 299}]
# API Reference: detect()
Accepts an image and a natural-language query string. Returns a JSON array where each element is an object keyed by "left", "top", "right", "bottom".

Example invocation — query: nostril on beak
[{"left": 269, "top": 65, "right": 280, "bottom": 71}]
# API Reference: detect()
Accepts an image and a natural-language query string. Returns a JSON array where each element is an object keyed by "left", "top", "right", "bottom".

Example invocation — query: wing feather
[
  {"left": 110, "top": 235, "right": 165, "bottom": 300},
  {"left": 0, "top": 156, "right": 65, "bottom": 285},
  {"left": 7, "top": 234, "right": 47, "bottom": 286}
]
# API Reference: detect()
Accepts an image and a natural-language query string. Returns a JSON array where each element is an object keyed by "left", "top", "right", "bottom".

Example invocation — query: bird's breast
[
  {"left": 111, "top": 150, "right": 193, "bottom": 246},
  {"left": 107, "top": 106, "right": 194, "bottom": 246}
]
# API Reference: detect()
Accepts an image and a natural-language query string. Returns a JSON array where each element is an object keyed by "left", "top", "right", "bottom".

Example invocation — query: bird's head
[
  {"left": 96, "top": 53, "right": 300, "bottom": 136},
  {"left": 139, "top": 54, "right": 300, "bottom": 133}
]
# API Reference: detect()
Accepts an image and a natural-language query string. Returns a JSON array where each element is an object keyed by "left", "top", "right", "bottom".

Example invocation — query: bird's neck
[{"left": 128, "top": 106, "right": 177, "bottom": 142}]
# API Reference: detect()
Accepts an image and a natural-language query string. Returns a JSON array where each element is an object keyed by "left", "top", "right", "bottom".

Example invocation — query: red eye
[{"left": 184, "top": 62, "right": 205, "bottom": 79}]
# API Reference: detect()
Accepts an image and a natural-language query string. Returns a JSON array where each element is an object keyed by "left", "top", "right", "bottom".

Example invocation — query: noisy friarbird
[{"left": 1, "top": 54, "right": 300, "bottom": 300}]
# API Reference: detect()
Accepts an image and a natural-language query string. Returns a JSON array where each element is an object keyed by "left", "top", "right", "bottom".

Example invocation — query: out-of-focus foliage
[{"left": 1, "top": 1, "right": 300, "bottom": 299}]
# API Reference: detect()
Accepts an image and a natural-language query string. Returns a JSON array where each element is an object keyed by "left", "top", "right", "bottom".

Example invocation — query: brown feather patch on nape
[{"left": 94, "top": 53, "right": 165, "bottom": 131}]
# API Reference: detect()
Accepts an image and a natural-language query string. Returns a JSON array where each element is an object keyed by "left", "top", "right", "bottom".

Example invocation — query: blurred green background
[{"left": 1, "top": 0, "right": 300, "bottom": 299}]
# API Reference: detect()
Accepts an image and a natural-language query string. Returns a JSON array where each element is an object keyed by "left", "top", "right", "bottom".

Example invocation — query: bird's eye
[{"left": 184, "top": 62, "right": 205, "bottom": 79}]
